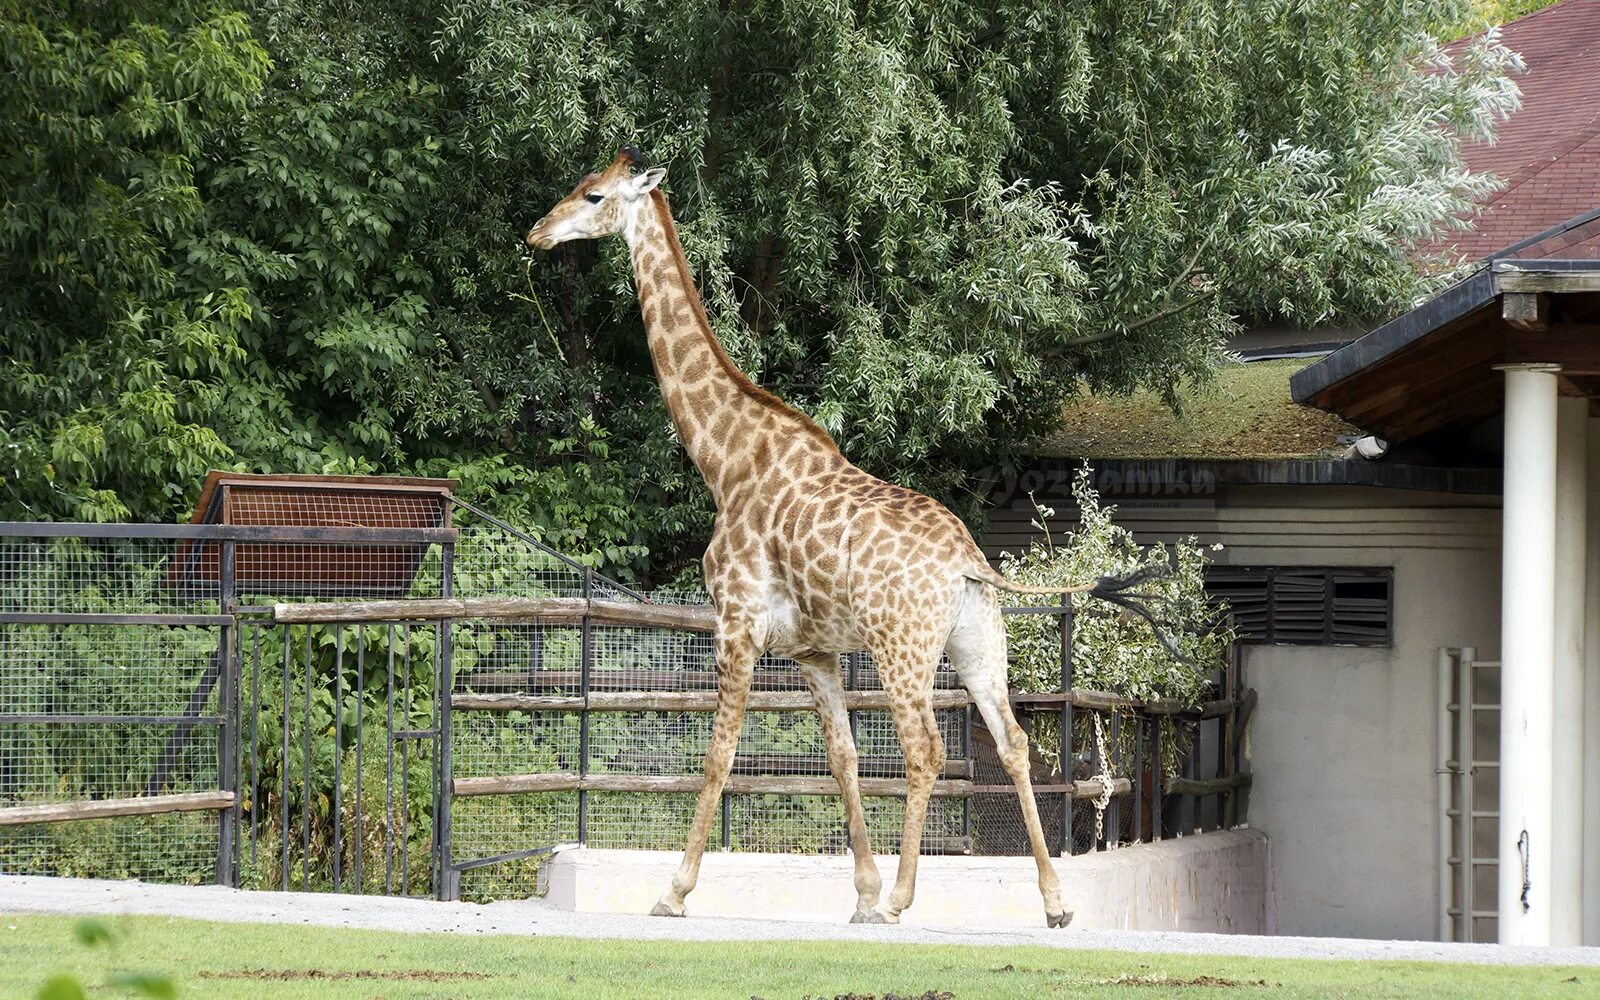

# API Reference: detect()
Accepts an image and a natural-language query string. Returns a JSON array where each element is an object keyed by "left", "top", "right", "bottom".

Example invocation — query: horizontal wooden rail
[
  {"left": 453, "top": 687, "right": 1248, "bottom": 719},
  {"left": 463, "top": 669, "right": 962, "bottom": 691},
  {"left": 451, "top": 690, "right": 973, "bottom": 713},
  {"left": 969, "top": 778, "right": 1133, "bottom": 800},
  {"left": 454, "top": 772, "right": 976, "bottom": 798},
  {"left": 0, "top": 522, "right": 456, "bottom": 543},
  {"left": 452, "top": 772, "right": 1136, "bottom": 800},
  {"left": 0, "top": 791, "right": 236, "bottom": 827},
  {"left": 599, "top": 753, "right": 969, "bottom": 780},
  {"left": 1008, "top": 689, "right": 1239, "bottom": 719},
  {"left": 273, "top": 596, "right": 717, "bottom": 632},
  {"left": 1165, "top": 772, "right": 1253, "bottom": 797}
]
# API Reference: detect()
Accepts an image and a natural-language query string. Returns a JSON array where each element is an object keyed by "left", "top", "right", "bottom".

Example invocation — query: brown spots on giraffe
[{"left": 528, "top": 164, "right": 1073, "bottom": 924}]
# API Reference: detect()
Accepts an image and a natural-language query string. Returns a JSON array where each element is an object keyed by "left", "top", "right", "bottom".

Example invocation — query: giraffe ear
[{"left": 631, "top": 166, "right": 667, "bottom": 195}]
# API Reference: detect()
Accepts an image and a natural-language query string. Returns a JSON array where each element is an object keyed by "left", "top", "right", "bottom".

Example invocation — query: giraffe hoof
[
  {"left": 849, "top": 910, "right": 874, "bottom": 924},
  {"left": 862, "top": 909, "right": 897, "bottom": 924},
  {"left": 650, "top": 902, "right": 686, "bottom": 918},
  {"left": 1046, "top": 910, "right": 1074, "bottom": 929}
]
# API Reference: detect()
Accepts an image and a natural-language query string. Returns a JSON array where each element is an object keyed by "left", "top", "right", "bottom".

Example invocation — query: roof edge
[
  {"left": 1013, "top": 457, "right": 1500, "bottom": 496},
  {"left": 1289, "top": 269, "right": 1497, "bottom": 404}
]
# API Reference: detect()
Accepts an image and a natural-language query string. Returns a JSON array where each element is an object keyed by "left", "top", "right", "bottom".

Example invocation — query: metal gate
[
  {"left": 233, "top": 618, "right": 447, "bottom": 897},
  {"left": 1439, "top": 646, "right": 1501, "bottom": 943}
]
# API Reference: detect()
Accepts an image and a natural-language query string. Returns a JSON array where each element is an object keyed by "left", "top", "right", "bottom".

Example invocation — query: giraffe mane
[{"left": 648, "top": 189, "right": 840, "bottom": 452}]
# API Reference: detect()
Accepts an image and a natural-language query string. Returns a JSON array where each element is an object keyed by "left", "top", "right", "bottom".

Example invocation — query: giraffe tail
[{"left": 966, "top": 563, "right": 1192, "bottom": 664}]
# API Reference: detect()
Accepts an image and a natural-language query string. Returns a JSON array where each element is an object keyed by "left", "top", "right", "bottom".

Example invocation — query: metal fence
[{"left": 0, "top": 506, "right": 1252, "bottom": 903}]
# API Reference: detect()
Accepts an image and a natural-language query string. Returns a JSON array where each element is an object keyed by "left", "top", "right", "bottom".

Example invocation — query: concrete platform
[{"left": 539, "top": 827, "right": 1273, "bottom": 932}]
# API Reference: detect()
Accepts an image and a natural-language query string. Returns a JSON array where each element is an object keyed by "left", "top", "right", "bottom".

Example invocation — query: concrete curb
[{"left": 4, "top": 874, "right": 1599, "bottom": 966}]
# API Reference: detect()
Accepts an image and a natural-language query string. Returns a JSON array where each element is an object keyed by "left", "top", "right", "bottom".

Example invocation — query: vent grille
[{"left": 1205, "top": 567, "right": 1392, "bottom": 646}]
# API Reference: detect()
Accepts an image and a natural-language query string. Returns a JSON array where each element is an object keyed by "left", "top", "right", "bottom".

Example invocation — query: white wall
[
  {"left": 984, "top": 485, "right": 1502, "bottom": 940},
  {"left": 541, "top": 830, "right": 1272, "bottom": 932}
]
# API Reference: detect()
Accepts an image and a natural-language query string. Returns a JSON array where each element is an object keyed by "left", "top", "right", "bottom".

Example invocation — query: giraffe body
[{"left": 528, "top": 151, "right": 1080, "bottom": 927}]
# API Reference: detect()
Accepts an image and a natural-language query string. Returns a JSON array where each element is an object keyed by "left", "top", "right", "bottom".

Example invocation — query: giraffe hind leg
[
  {"left": 945, "top": 583, "right": 1071, "bottom": 928},
  {"left": 795, "top": 654, "right": 883, "bottom": 922},
  {"left": 864, "top": 633, "right": 947, "bottom": 924}
]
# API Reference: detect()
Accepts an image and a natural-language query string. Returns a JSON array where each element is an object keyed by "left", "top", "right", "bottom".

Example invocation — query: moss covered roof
[{"left": 1030, "top": 357, "right": 1362, "bottom": 461}]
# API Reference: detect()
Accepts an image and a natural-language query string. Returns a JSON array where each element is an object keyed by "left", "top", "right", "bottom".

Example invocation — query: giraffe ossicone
[{"left": 528, "top": 148, "right": 1150, "bottom": 929}]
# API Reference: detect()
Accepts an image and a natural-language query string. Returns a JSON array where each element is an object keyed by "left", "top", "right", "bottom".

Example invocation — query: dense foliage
[
  {"left": 2, "top": 1, "right": 1520, "bottom": 581},
  {"left": 1000, "top": 468, "right": 1229, "bottom": 771}
]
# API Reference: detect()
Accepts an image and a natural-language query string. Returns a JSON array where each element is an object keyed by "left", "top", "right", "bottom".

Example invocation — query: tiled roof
[{"left": 1435, "top": 0, "right": 1600, "bottom": 260}]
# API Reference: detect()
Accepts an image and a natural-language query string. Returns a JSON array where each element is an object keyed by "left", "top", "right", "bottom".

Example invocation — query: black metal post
[
  {"left": 1107, "top": 712, "right": 1121, "bottom": 848},
  {"left": 333, "top": 624, "right": 343, "bottom": 892},
  {"left": 1181, "top": 732, "right": 1195, "bottom": 836},
  {"left": 249, "top": 624, "right": 261, "bottom": 872},
  {"left": 400, "top": 623, "right": 411, "bottom": 896},
  {"left": 354, "top": 624, "right": 364, "bottom": 893},
  {"left": 1132, "top": 714, "right": 1144, "bottom": 843},
  {"left": 961, "top": 700, "right": 973, "bottom": 850},
  {"left": 302, "top": 625, "right": 313, "bottom": 890},
  {"left": 437, "top": 541, "right": 456, "bottom": 900},
  {"left": 577, "top": 568, "right": 593, "bottom": 846},
  {"left": 280, "top": 625, "right": 291, "bottom": 891},
  {"left": 1151, "top": 720, "right": 1163, "bottom": 842},
  {"left": 216, "top": 543, "right": 237, "bottom": 886},
  {"left": 1059, "top": 596, "right": 1072, "bottom": 856},
  {"left": 384, "top": 624, "right": 396, "bottom": 896},
  {"left": 1223, "top": 642, "right": 1238, "bottom": 829}
]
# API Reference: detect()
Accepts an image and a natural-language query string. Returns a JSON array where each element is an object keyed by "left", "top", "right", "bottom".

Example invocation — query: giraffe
[{"left": 526, "top": 148, "right": 1163, "bottom": 928}]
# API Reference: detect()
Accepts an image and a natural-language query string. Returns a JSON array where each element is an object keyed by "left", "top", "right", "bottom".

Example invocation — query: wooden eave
[{"left": 1290, "top": 261, "right": 1600, "bottom": 443}]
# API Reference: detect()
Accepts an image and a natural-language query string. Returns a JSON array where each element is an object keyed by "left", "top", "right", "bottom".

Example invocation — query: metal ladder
[{"left": 1439, "top": 647, "right": 1500, "bottom": 943}]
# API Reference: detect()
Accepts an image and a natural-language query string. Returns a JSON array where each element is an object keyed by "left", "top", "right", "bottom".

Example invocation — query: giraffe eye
[{"left": 585, "top": 193, "right": 604, "bottom": 204}]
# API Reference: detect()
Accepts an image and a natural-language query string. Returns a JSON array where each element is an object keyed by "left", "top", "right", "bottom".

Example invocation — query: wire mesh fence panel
[
  {"left": 721, "top": 794, "right": 967, "bottom": 855},
  {"left": 582, "top": 790, "right": 702, "bottom": 851},
  {"left": 0, "top": 613, "right": 226, "bottom": 882},
  {"left": 449, "top": 529, "right": 590, "bottom": 600},
  {"left": 0, "top": 813, "right": 219, "bottom": 883},
  {"left": 0, "top": 537, "right": 220, "bottom": 613},
  {"left": 0, "top": 623, "right": 221, "bottom": 726},
  {"left": 590, "top": 627, "right": 721, "bottom": 691},
  {"left": 455, "top": 622, "right": 583, "bottom": 695},
  {"left": 585, "top": 712, "right": 710, "bottom": 777},
  {"left": 453, "top": 790, "right": 579, "bottom": 901},
  {"left": 451, "top": 709, "right": 583, "bottom": 777}
]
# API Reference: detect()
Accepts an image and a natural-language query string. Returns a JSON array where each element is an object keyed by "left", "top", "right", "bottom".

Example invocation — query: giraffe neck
[{"left": 623, "top": 191, "right": 837, "bottom": 505}]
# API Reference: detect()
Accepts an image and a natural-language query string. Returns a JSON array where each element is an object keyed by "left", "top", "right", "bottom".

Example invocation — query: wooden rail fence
[{"left": 271, "top": 596, "right": 1254, "bottom": 825}]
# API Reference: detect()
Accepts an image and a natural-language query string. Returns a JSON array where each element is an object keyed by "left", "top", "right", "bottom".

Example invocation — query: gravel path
[{"left": 4, "top": 875, "right": 1598, "bottom": 968}]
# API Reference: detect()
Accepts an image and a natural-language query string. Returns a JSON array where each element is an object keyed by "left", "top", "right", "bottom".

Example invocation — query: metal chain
[
  {"left": 1092, "top": 712, "right": 1115, "bottom": 848},
  {"left": 1517, "top": 830, "right": 1531, "bottom": 914}
]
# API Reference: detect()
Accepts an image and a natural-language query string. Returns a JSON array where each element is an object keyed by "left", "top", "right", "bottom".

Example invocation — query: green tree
[
  {"left": 1, "top": 2, "right": 269, "bottom": 520},
  {"left": 2, "top": 1, "right": 1520, "bottom": 581}
]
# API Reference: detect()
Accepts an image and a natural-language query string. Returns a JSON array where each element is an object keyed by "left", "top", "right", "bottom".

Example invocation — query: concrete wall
[
  {"left": 540, "top": 829, "right": 1271, "bottom": 932},
  {"left": 984, "top": 485, "right": 1503, "bottom": 940}
]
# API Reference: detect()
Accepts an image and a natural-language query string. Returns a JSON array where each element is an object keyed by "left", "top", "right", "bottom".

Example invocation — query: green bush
[{"left": 998, "top": 467, "right": 1231, "bottom": 774}]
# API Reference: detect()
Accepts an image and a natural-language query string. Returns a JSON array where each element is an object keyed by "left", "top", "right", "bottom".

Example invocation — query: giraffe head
[{"left": 526, "top": 148, "right": 667, "bottom": 249}]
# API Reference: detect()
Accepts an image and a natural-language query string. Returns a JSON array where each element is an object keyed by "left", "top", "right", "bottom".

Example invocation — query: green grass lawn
[{"left": 0, "top": 915, "right": 1590, "bottom": 1000}]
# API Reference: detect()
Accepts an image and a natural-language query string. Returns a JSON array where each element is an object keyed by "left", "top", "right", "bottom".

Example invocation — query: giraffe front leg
[
  {"left": 796, "top": 655, "right": 883, "bottom": 922},
  {"left": 651, "top": 625, "right": 757, "bottom": 917}
]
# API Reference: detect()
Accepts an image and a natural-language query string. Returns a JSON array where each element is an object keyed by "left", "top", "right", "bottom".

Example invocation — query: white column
[
  {"left": 1497, "top": 363, "right": 1561, "bottom": 946},
  {"left": 1552, "top": 397, "right": 1586, "bottom": 946},
  {"left": 1585, "top": 416, "right": 1600, "bottom": 946}
]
